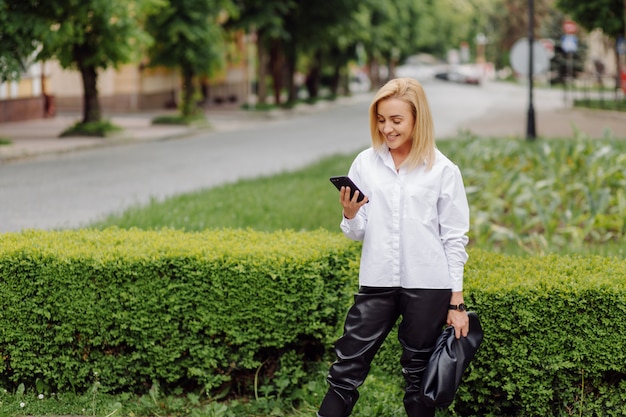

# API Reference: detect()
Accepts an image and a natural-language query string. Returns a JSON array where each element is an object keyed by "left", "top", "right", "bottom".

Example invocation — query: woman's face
[{"left": 376, "top": 97, "right": 415, "bottom": 154}]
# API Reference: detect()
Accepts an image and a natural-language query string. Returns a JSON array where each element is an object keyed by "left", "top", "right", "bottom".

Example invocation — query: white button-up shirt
[{"left": 340, "top": 146, "right": 469, "bottom": 292}]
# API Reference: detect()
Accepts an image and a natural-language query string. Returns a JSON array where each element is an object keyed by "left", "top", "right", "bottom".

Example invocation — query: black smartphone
[{"left": 329, "top": 176, "right": 369, "bottom": 203}]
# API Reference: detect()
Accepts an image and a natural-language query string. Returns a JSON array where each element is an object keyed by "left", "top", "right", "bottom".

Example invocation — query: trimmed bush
[
  {"left": 0, "top": 228, "right": 360, "bottom": 395},
  {"left": 2, "top": 228, "right": 625, "bottom": 415},
  {"left": 372, "top": 249, "right": 626, "bottom": 416}
]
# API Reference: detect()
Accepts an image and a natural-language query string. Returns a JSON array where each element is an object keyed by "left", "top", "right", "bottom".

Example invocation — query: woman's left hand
[
  {"left": 447, "top": 291, "right": 469, "bottom": 339},
  {"left": 447, "top": 310, "right": 469, "bottom": 339}
]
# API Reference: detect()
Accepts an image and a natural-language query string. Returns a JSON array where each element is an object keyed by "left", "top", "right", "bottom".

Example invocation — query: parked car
[{"left": 434, "top": 65, "right": 481, "bottom": 85}]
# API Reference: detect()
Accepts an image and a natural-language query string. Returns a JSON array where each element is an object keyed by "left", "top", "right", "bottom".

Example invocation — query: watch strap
[{"left": 448, "top": 303, "right": 467, "bottom": 311}]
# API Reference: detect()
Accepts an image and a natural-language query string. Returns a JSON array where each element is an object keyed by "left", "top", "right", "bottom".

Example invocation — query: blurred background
[{"left": 0, "top": 0, "right": 624, "bottom": 124}]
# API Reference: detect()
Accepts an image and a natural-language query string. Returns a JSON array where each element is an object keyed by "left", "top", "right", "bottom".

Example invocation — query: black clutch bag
[{"left": 420, "top": 311, "right": 484, "bottom": 408}]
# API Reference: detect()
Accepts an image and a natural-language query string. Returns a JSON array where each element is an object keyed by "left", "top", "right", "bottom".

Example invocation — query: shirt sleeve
[
  {"left": 438, "top": 164, "right": 470, "bottom": 292},
  {"left": 340, "top": 215, "right": 366, "bottom": 241}
]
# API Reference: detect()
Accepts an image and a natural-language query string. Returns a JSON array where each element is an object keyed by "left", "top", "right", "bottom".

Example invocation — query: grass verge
[
  {"left": 59, "top": 120, "right": 123, "bottom": 138},
  {"left": 574, "top": 98, "right": 626, "bottom": 112},
  {"left": 92, "top": 135, "right": 626, "bottom": 257},
  {"left": 152, "top": 114, "right": 210, "bottom": 127}
]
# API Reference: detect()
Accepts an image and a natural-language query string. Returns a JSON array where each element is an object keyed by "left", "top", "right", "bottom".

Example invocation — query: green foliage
[
  {"left": 439, "top": 136, "right": 626, "bottom": 253},
  {"left": 0, "top": 137, "right": 12, "bottom": 146},
  {"left": 92, "top": 152, "right": 356, "bottom": 232},
  {"left": 0, "top": 378, "right": 245, "bottom": 417},
  {"left": 370, "top": 248, "right": 626, "bottom": 416},
  {"left": 2, "top": 234, "right": 624, "bottom": 416},
  {"left": 0, "top": 0, "right": 49, "bottom": 82},
  {"left": 11, "top": 0, "right": 162, "bottom": 123},
  {"left": 574, "top": 98, "right": 626, "bottom": 113},
  {"left": 0, "top": 228, "right": 360, "bottom": 397},
  {"left": 59, "top": 120, "right": 123, "bottom": 137},
  {"left": 146, "top": 0, "right": 234, "bottom": 117},
  {"left": 464, "top": 249, "right": 626, "bottom": 416},
  {"left": 4, "top": 136, "right": 626, "bottom": 415},
  {"left": 556, "top": 0, "right": 625, "bottom": 39},
  {"left": 94, "top": 137, "right": 626, "bottom": 255},
  {"left": 38, "top": 0, "right": 160, "bottom": 71},
  {"left": 152, "top": 114, "right": 210, "bottom": 126}
]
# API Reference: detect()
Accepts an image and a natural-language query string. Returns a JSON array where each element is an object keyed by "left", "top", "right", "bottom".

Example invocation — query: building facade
[{"left": 0, "top": 31, "right": 253, "bottom": 123}]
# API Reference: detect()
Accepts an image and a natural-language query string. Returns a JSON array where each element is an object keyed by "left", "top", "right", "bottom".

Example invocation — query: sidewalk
[
  {"left": 0, "top": 109, "right": 261, "bottom": 162},
  {"left": 462, "top": 106, "right": 626, "bottom": 139},
  {"left": 0, "top": 97, "right": 367, "bottom": 163}
]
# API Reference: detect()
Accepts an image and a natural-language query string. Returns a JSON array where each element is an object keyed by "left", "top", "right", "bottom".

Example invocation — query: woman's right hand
[{"left": 340, "top": 186, "right": 368, "bottom": 219}]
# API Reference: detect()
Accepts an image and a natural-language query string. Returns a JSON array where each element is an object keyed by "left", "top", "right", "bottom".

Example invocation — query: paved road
[{"left": 0, "top": 80, "right": 566, "bottom": 232}]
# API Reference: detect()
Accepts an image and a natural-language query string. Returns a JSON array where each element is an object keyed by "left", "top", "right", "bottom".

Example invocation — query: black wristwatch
[{"left": 448, "top": 303, "right": 467, "bottom": 312}]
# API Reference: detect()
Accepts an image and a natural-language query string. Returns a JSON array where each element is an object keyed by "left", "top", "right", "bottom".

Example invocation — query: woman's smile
[{"left": 377, "top": 97, "right": 415, "bottom": 157}]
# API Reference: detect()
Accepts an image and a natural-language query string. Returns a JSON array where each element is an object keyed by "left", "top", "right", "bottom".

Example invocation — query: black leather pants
[{"left": 317, "top": 287, "right": 450, "bottom": 417}]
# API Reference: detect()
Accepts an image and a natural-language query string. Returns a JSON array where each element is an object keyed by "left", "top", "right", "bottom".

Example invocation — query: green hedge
[
  {"left": 0, "top": 228, "right": 360, "bottom": 395},
  {"left": 2, "top": 229, "right": 625, "bottom": 416},
  {"left": 372, "top": 249, "right": 626, "bottom": 416}
]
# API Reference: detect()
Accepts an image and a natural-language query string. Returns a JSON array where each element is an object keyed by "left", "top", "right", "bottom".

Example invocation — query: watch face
[{"left": 458, "top": 303, "right": 467, "bottom": 312}]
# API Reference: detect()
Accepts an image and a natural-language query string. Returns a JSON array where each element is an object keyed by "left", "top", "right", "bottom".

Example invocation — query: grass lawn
[{"left": 92, "top": 135, "right": 626, "bottom": 258}]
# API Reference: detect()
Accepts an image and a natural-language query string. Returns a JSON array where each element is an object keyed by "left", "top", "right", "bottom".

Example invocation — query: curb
[{"left": 0, "top": 125, "right": 203, "bottom": 163}]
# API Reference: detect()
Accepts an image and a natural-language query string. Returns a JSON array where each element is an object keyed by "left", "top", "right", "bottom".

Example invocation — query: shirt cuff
[
  {"left": 340, "top": 216, "right": 352, "bottom": 234},
  {"left": 340, "top": 215, "right": 363, "bottom": 233}
]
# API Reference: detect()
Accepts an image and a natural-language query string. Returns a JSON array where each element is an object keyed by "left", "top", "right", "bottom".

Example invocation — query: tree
[
  {"left": 228, "top": 0, "right": 297, "bottom": 106},
  {"left": 228, "top": 0, "right": 499, "bottom": 105},
  {"left": 555, "top": 0, "right": 626, "bottom": 90},
  {"left": 355, "top": 0, "right": 479, "bottom": 87},
  {"left": 285, "top": 0, "right": 365, "bottom": 101},
  {"left": 29, "top": 0, "right": 160, "bottom": 124},
  {"left": 479, "top": 0, "right": 556, "bottom": 68},
  {"left": 146, "top": 0, "right": 236, "bottom": 118},
  {"left": 0, "top": 0, "right": 48, "bottom": 82}
]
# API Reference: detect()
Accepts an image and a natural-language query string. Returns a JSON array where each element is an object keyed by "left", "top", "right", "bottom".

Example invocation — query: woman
[{"left": 318, "top": 78, "right": 471, "bottom": 417}]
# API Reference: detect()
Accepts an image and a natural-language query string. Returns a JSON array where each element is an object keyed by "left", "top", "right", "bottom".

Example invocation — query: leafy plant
[
  {"left": 152, "top": 114, "right": 209, "bottom": 126},
  {"left": 59, "top": 120, "right": 123, "bottom": 138},
  {"left": 145, "top": 0, "right": 234, "bottom": 118},
  {"left": 93, "top": 137, "right": 626, "bottom": 256},
  {"left": 574, "top": 98, "right": 626, "bottom": 112}
]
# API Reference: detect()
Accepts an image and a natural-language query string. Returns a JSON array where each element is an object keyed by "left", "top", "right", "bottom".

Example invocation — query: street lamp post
[{"left": 526, "top": 0, "right": 536, "bottom": 140}]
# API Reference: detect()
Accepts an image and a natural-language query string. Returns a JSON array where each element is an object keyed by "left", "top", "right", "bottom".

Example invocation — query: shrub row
[
  {"left": 0, "top": 228, "right": 360, "bottom": 395},
  {"left": 373, "top": 249, "right": 626, "bottom": 416},
  {"left": 1, "top": 228, "right": 625, "bottom": 415}
]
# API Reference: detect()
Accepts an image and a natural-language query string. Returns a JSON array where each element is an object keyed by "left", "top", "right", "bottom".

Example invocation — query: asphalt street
[{"left": 0, "top": 80, "right": 567, "bottom": 232}]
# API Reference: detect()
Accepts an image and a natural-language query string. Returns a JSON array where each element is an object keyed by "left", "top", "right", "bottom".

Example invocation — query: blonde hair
[{"left": 369, "top": 77, "right": 436, "bottom": 170}]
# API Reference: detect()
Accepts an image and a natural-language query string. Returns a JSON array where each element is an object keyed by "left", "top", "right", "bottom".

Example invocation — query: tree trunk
[
  {"left": 79, "top": 63, "right": 101, "bottom": 123},
  {"left": 368, "top": 58, "right": 381, "bottom": 90},
  {"left": 256, "top": 30, "right": 268, "bottom": 106},
  {"left": 330, "top": 59, "right": 341, "bottom": 96},
  {"left": 305, "top": 49, "right": 322, "bottom": 99},
  {"left": 329, "top": 46, "right": 352, "bottom": 96},
  {"left": 286, "top": 44, "right": 297, "bottom": 105},
  {"left": 269, "top": 38, "right": 285, "bottom": 106},
  {"left": 181, "top": 68, "right": 196, "bottom": 117}
]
